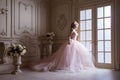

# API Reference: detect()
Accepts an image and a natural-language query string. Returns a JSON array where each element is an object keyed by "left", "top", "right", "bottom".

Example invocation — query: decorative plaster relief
[
  {"left": 19, "top": 1, "right": 33, "bottom": 30},
  {"left": 0, "top": 0, "right": 11, "bottom": 37},
  {"left": 51, "top": 4, "right": 71, "bottom": 37},
  {"left": 18, "top": 35, "right": 39, "bottom": 56},
  {"left": 0, "top": 31, "right": 6, "bottom": 36},
  {"left": 57, "top": 14, "right": 67, "bottom": 31},
  {"left": 13, "top": 0, "right": 36, "bottom": 37}
]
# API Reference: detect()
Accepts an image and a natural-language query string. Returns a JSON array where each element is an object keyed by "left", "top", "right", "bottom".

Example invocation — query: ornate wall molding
[
  {"left": 0, "top": 0, "right": 41, "bottom": 66},
  {"left": 0, "top": 0, "right": 11, "bottom": 38},
  {"left": 12, "top": 0, "right": 36, "bottom": 37},
  {"left": 11, "top": 33, "right": 40, "bottom": 65},
  {"left": 18, "top": 1, "right": 33, "bottom": 30},
  {"left": 51, "top": 3, "right": 72, "bottom": 37},
  {"left": 57, "top": 14, "right": 67, "bottom": 31}
]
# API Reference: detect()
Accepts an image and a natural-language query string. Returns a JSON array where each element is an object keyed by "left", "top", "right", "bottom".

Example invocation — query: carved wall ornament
[
  {"left": 19, "top": 1, "right": 32, "bottom": 11},
  {"left": 57, "top": 14, "right": 67, "bottom": 31},
  {"left": 18, "top": 35, "right": 39, "bottom": 57},
  {"left": 0, "top": 8, "right": 8, "bottom": 15},
  {"left": 18, "top": 33, "right": 37, "bottom": 46},
  {"left": 19, "top": 1, "right": 31, "bottom": 8},
  {"left": 14, "top": 0, "right": 35, "bottom": 36},
  {"left": 0, "top": 31, "right": 6, "bottom": 36}
]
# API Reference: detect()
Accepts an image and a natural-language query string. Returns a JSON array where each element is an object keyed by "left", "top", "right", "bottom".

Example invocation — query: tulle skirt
[{"left": 30, "top": 39, "right": 95, "bottom": 72}]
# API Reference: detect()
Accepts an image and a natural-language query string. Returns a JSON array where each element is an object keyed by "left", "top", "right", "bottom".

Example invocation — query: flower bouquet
[
  {"left": 45, "top": 32, "right": 55, "bottom": 40},
  {"left": 7, "top": 44, "right": 27, "bottom": 74},
  {"left": 7, "top": 44, "right": 27, "bottom": 56}
]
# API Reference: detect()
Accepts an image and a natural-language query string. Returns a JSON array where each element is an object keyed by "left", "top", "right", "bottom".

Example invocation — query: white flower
[
  {"left": 7, "top": 44, "right": 27, "bottom": 56},
  {"left": 46, "top": 32, "right": 55, "bottom": 37},
  {"left": 21, "top": 49, "right": 27, "bottom": 56},
  {"left": 12, "top": 44, "right": 16, "bottom": 49},
  {"left": 18, "top": 44, "right": 24, "bottom": 51}
]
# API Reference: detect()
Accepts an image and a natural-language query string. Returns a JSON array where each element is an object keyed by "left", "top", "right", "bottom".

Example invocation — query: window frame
[{"left": 78, "top": 2, "right": 115, "bottom": 69}]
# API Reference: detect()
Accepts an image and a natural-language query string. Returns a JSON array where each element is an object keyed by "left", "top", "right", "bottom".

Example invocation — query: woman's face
[
  {"left": 76, "top": 24, "right": 79, "bottom": 29},
  {"left": 74, "top": 22, "right": 79, "bottom": 30}
]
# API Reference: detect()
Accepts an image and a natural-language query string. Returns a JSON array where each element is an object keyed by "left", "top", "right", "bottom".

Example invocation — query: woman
[{"left": 31, "top": 21, "right": 95, "bottom": 72}]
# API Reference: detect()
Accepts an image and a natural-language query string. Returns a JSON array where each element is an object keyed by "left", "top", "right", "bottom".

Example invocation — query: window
[
  {"left": 80, "top": 9, "right": 92, "bottom": 53},
  {"left": 79, "top": 5, "right": 112, "bottom": 68},
  {"left": 97, "top": 5, "right": 111, "bottom": 64}
]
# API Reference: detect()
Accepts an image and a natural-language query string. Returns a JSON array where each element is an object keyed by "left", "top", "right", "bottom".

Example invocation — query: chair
[{"left": 0, "top": 42, "right": 5, "bottom": 63}]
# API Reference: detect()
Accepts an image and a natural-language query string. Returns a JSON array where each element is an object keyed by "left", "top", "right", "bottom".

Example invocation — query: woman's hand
[
  {"left": 68, "top": 41, "right": 70, "bottom": 44},
  {"left": 68, "top": 39, "right": 71, "bottom": 44}
]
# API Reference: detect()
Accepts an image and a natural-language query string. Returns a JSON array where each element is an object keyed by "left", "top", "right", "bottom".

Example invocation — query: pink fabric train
[{"left": 31, "top": 30, "right": 95, "bottom": 72}]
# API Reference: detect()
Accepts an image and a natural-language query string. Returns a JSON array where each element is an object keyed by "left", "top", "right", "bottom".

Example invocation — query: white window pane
[
  {"left": 86, "top": 31, "right": 92, "bottom": 40},
  {"left": 80, "top": 10, "right": 85, "bottom": 20},
  {"left": 98, "top": 41, "right": 104, "bottom": 51},
  {"left": 97, "top": 7, "right": 103, "bottom": 18},
  {"left": 104, "top": 6, "right": 111, "bottom": 17},
  {"left": 105, "top": 53, "right": 111, "bottom": 63},
  {"left": 86, "top": 20, "right": 92, "bottom": 30},
  {"left": 105, "top": 18, "right": 111, "bottom": 28},
  {"left": 97, "top": 19, "right": 104, "bottom": 29},
  {"left": 105, "top": 29, "right": 111, "bottom": 40},
  {"left": 86, "top": 9, "right": 92, "bottom": 19},
  {"left": 86, "top": 41, "right": 92, "bottom": 51},
  {"left": 80, "top": 31, "right": 85, "bottom": 40},
  {"left": 105, "top": 41, "right": 111, "bottom": 51},
  {"left": 80, "top": 21, "right": 85, "bottom": 30},
  {"left": 98, "top": 52, "right": 104, "bottom": 63},
  {"left": 97, "top": 30, "right": 104, "bottom": 40}
]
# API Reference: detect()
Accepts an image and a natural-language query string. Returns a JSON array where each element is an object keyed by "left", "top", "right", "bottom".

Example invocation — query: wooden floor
[{"left": 0, "top": 68, "right": 120, "bottom": 80}]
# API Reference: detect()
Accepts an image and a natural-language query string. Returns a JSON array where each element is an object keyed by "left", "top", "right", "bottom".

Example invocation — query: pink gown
[{"left": 31, "top": 30, "right": 95, "bottom": 72}]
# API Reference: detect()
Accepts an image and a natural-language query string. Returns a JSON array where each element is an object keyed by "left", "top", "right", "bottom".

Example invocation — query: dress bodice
[{"left": 70, "top": 30, "right": 78, "bottom": 40}]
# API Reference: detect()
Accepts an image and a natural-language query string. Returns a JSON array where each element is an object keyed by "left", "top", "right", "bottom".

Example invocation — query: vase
[{"left": 11, "top": 55, "right": 22, "bottom": 74}]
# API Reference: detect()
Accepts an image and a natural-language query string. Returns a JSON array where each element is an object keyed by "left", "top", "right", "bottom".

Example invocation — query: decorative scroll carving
[
  {"left": 18, "top": 1, "right": 33, "bottom": 30},
  {"left": 0, "top": 31, "right": 6, "bottom": 36},
  {"left": 17, "top": 34, "right": 39, "bottom": 57},
  {"left": 0, "top": 0, "right": 11, "bottom": 37},
  {"left": 57, "top": 14, "right": 67, "bottom": 31},
  {"left": 14, "top": 0, "right": 36, "bottom": 36}
]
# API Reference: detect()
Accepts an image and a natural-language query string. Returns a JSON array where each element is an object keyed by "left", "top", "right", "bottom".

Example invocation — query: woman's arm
[
  {"left": 68, "top": 31, "right": 73, "bottom": 44},
  {"left": 68, "top": 36, "right": 71, "bottom": 44}
]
